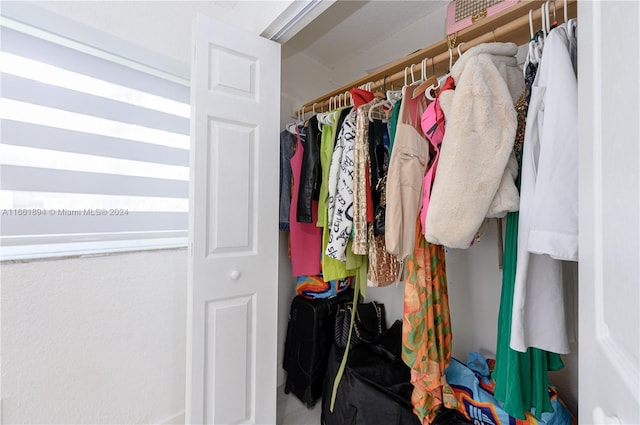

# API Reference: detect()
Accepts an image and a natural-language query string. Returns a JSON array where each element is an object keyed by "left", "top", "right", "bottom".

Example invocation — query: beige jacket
[{"left": 425, "top": 42, "right": 524, "bottom": 248}]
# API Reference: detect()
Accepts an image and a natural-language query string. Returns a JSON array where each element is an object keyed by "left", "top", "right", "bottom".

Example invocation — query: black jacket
[{"left": 296, "top": 115, "right": 322, "bottom": 223}]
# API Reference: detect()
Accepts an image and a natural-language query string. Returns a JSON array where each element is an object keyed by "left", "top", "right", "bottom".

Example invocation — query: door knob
[{"left": 230, "top": 270, "right": 241, "bottom": 280}]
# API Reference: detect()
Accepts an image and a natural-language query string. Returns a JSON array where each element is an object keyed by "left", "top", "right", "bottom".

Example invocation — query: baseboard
[{"left": 157, "top": 411, "right": 185, "bottom": 425}]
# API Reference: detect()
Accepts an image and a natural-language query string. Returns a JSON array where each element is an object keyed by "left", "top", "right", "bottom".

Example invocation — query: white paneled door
[
  {"left": 579, "top": 2, "right": 640, "bottom": 424},
  {"left": 187, "top": 14, "right": 280, "bottom": 424}
]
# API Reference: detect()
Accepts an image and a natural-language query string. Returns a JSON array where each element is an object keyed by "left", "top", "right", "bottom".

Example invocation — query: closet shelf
[{"left": 295, "top": 0, "right": 577, "bottom": 116}]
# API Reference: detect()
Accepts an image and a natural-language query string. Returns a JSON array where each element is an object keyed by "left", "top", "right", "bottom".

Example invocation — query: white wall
[
  {"left": 280, "top": 45, "right": 338, "bottom": 127},
  {"left": 1, "top": 250, "right": 187, "bottom": 424},
  {"left": 327, "top": 2, "right": 449, "bottom": 87},
  {"left": 0, "top": 3, "right": 197, "bottom": 424},
  {"left": 31, "top": 0, "right": 297, "bottom": 67}
]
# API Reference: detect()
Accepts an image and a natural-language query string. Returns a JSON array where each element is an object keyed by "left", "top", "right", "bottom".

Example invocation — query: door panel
[
  {"left": 579, "top": 2, "right": 640, "bottom": 423},
  {"left": 205, "top": 295, "right": 255, "bottom": 424},
  {"left": 188, "top": 14, "right": 280, "bottom": 425},
  {"left": 206, "top": 118, "right": 255, "bottom": 254},
  {"left": 208, "top": 45, "right": 257, "bottom": 100}
]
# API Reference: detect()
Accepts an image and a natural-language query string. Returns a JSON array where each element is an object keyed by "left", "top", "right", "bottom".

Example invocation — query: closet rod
[{"left": 295, "top": 0, "right": 576, "bottom": 116}]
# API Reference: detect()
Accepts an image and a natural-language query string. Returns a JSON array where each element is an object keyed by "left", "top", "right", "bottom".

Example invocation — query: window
[{"left": 0, "top": 7, "right": 190, "bottom": 260}]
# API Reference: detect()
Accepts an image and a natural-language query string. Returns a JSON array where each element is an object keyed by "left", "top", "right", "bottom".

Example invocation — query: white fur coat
[{"left": 424, "top": 43, "right": 524, "bottom": 248}]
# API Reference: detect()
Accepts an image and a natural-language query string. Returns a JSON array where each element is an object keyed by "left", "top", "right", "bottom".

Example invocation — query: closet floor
[{"left": 276, "top": 385, "right": 322, "bottom": 425}]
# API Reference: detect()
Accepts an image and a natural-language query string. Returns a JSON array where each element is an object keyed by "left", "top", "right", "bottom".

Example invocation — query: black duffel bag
[
  {"left": 321, "top": 321, "right": 420, "bottom": 425},
  {"left": 322, "top": 320, "right": 472, "bottom": 425}
]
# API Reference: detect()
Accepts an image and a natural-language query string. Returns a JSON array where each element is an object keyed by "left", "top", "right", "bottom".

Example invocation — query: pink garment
[
  {"left": 419, "top": 77, "right": 454, "bottom": 231},
  {"left": 290, "top": 128, "right": 322, "bottom": 277}
]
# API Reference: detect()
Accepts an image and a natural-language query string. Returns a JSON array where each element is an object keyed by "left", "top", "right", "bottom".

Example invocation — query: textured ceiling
[{"left": 285, "top": 0, "right": 447, "bottom": 65}]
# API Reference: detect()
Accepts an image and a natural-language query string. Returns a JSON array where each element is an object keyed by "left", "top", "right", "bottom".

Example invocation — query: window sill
[{"left": 1, "top": 238, "right": 188, "bottom": 264}]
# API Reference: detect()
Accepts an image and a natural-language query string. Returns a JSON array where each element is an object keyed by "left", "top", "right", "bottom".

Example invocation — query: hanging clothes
[
  {"left": 387, "top": 100, "right": 402, "bottom": 159},
  {"left": 367, "top": 218, "right": 401, "bottom": 287},
  {"left": 352, "top": 102, "right": 375, "bottom": 256},
  {"left": 367, "top": 117, "right": 400, "bottom": 287},
  {"left": 297, "top": 115, "right": 323, "bottom": 223},
  {"left": 279, "top": 130, "right": 296, "bottom": 230},
  {"left": 317, "top": 110, "right": 344, "bottom": 231},
  {"left": 369, "top": 118, "right": 387, "bottom": 213},
  {"left": 511, "top": 24, "right": 578, "bottom": 354},
  {"left": 418, "top": 77, "right": 453, "bottom": 230},
  {"left": 385, "top": 86, "right": 429, "bottom": 260},
  {"left": 318, "top": 107, "right": 357, "bottom": 282},
  {"left": 350, "top": 87, "right": 376, "bottom": 256},
  {"left": 326, "top": 109, "right": 357, "bottom": 261},
  {"left": 424, "top": 42, "right": 523, "bottom": 249},
  {"left": 493, "top": 89, "right": 564, "bottom": 421},
  {"left": 289, "top": 125, "right": 322, "bottom": 277},
  {"left": 402, "top": 219, "right": 457, "bottom": 424}
]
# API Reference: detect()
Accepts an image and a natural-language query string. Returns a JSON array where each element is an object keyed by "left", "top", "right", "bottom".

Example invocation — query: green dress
[{"left": 492, "top": 92, "right": 564, "bottom": 420}]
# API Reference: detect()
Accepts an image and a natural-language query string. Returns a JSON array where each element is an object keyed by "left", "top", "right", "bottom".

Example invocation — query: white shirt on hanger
[
  {"left": 326, "top": 110, "right": 357, "bottom": 261},
  {"left": 510, "top": 23, "right": 578, "bottom": 354}
]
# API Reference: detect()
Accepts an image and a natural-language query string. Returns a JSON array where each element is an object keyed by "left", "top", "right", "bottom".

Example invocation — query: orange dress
[{"left": 402, "top": 219, "right": 457, "bottom": 424}]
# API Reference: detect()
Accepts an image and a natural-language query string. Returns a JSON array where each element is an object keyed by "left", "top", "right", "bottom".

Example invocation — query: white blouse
[{"left": 510, "top": 24, "right": 578, "bottom": 354}]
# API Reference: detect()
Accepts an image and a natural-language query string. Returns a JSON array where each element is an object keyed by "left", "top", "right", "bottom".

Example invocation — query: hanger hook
[
  {"left": 410, "top": 64, "right": 416, "bottom": 84},
  {"left": 529, "top": 9, "right": 535, "bottom": 40},
  {"left": 312, "top": 103, "right": 316, "bottom": 115},
  {"left": 457, "top": 42, "right": 466, "bottom": 59},
  {"left": 541, "top": 3, "right": 547, "bottom": 37},
  {"left": 404, "top": 66, "right": 408, "bottom": 88},
  {"left": 563, "top": 0, "right": 568, "bottom": 23},
  {"left": 448, "top": 48, "right": 453, "bottom": 71}
]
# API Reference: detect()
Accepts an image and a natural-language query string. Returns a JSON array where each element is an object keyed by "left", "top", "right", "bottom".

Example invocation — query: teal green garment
[
  {"left": 493, "top": 175, "right": 564, "bottom": 420},
  {"left": 388, "top": 101, "right": 402, "bottom": 158}
]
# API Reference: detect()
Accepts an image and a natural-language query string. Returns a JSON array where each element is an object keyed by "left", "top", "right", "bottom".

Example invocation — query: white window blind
[{"left": 0, "top": 17, "right": 190, "bottom": 260}]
